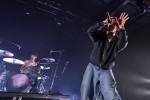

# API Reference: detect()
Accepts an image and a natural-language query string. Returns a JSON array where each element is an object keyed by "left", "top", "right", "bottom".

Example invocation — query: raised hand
[{"left": 117, "top": 12, "right": 129, "bottom": 29}]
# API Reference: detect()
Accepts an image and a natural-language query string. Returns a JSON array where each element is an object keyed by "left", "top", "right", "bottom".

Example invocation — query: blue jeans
[{"left": 80, "top": 63, "right": 121, "bottom": 100}]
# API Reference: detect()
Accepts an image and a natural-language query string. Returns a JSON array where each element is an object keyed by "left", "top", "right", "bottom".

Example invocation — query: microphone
[{"left": 106, "top": 12, "right": 111, "bottom": 23}]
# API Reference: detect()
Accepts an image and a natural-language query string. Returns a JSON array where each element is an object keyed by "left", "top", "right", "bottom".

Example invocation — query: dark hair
[{"left": 31, "top": 53, "right": 38, "bottom": 57}]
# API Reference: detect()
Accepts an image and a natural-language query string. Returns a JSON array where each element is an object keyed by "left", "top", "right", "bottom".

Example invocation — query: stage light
[
  {"left": 54, "top": 17, "right": 64, "bottom": 26},
  {"left": 136, "top": 0, "right": 150, "bottom": 13},
  {"left": 24, "top": 7, "right": 36, "bottom": 16}
]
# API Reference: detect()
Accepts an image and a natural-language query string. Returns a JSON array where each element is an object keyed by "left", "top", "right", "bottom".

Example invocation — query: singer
[{"left": 80, "top": 12, "right": 129, "bottom": 100}]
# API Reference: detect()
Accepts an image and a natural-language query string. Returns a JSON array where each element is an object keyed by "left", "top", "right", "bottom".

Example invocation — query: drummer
[
  {"left": 20, "top": 53, "right": 38, "bottom": 74},
  {"left": 20, "top": 53, "right": 39, "bottom": 93}
]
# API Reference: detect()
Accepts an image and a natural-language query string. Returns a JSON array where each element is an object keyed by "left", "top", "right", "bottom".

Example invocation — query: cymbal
[
  {"left": 41, "top": 58, "right": 55, "bottom": 62},
  {"left": 0, "top": 49, "right": 14, "bottom": 57},
  {"left": 39, "top": 66, "right": 50, "bottom": 70},
  {"left": 3, "top": 58, "right": 24, "bottom": 65}
]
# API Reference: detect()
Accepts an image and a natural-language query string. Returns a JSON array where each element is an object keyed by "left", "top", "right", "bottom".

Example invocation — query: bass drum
[{"left": 6, "top": 74, "right": 29, "bottom": 92}]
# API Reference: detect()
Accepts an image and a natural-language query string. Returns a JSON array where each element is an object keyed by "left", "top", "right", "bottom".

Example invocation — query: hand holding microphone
[
  {"left": 102, "top": 12, "right": 112, "bottom": 25},
  {"left": 103, "top": 12, "right": 129, "bottom": 31},
  {"left": 106, "top": 12, "right": 112, "bottom": 23}
]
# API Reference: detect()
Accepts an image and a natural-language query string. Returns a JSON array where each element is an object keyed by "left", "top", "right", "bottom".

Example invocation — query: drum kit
[{"left": 0, "top": 49, "right": 55, "bottom": 93}]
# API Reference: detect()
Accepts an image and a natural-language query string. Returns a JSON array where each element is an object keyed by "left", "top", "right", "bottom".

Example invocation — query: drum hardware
[
  {"left": 36, "top": 75, "right": 50, "bottom": 94},
  {"left": 41, "top": 58, "right": 55, "bottom": 63},
  {"left": 22, "top": 64, "right": 50, "bottom": 94},
  {"left": 0, "top": 70, "right": 9, "bottom": 92},
  {"left": 0, "top": 49, "right": 14, "bottom": 57},
  {"left": 2, "top": 57, "right": 29, "bottom": 93},
  {"left": 37, "top": 75, "right": 50, "bottom": 80},
  {"left": 0, "top": 60, "right": 8, "bottom": 92},
  {"left": 6, "top": 74, "right": 30, "bottom": 92},
  {"left": 36, "top": 65, "right": 51, "bottom": 94},
  {"left": 1, "top": 57, "right": 27, "bottom": 92},
  {"left": 3, "top": 58, "right": 25, "bottom": 65},
  {"left": 39, "top": 65, "right": 50, "bottom": 70},
  {"left": 49, "top": 50, "right": 64, "bottom": 91},
  {"left": 2, "top": 56, "right": 51, "bottom": 94},
  {"left": 12, "top": 97, "right": 22, "bottom": 100},
  {"left": 0, "top": 48, "right": 67, "bottom": 96}
]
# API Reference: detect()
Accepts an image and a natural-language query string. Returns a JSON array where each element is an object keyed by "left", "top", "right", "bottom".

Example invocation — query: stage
[{"left": 0, "top": 92, "right": 70, "bottom": 100}]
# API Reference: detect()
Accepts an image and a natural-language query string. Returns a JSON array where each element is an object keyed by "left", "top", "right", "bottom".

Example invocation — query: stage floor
[{"left": 0, "top": 92, "right": 70, "bottom": 100}]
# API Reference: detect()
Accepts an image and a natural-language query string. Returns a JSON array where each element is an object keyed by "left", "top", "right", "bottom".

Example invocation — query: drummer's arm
[
  {"left": 35, "top": 62, "right": 37, "bottom": 66},
  {"left": 20, "top": 65, "right": 24, "bottom": 73},
  {"left": 32, "top": 62, "right": 37, "bottom": 67},
  {"left": 20, "top": 61, "right": 28, "bottom": 72}
]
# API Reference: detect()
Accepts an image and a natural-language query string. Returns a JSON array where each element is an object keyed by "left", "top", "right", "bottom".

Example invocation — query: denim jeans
[{"left": 80, "top": 63, "right": 121, "bottom": 100}]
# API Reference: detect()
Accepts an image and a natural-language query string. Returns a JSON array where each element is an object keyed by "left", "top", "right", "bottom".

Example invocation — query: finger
[
  {"left": 122, "top": 17, "right": 129, "bottom": 25},
  {"left": 110, "top": 17, "right": 115, "bottom": 20},
  {"left": 103, "top": 18, "right": 108, "bottom": 22},
  {"left": 122, "top": 13, "right": 127, "bottom": 18},
  {"left": 121, "top": 13, "right": 126, "bottom": 19},
  {"left": 115, "top": 17, "right": 117, "bottom": 21},
  {"left": 102, "top": 19, "right": 109, "bottom": 25},
  {"left": 110, "top": 17, "right": 114, "bottom": 18},
  {"left": 107, "top": 23, "right": 111, "bottom": 26},
  {"left": 119, "top": 13, "right": 124, "bottom": 19},
  {"left": 114, "top": 17, "right": 118, "bottom": 21},
  {"left": 124, "top": 17, "right": 129, "bottom": 22},
  {"left": 115, "top": 17, "right": 120, "bottom": 27},
  {"left": 121, "top": 14, "right": 129, "bottom": 22},
  {"left": 123, "top": 14, "right": 129, "bottom": 19}
]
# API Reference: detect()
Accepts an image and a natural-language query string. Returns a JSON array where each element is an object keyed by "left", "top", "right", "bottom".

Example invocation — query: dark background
[{"left": 0, "top": 0, "right": 150, "bottom": 100}]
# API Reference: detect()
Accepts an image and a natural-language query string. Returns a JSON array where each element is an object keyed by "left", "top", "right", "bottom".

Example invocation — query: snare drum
[{"left": 6, "top": 74, "right": 29, "bottom": 92}]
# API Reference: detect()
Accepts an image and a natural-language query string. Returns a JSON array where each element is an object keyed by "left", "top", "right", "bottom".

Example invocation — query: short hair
[{"left": 31, "top": 53, "right": 38, "bottom": 57}]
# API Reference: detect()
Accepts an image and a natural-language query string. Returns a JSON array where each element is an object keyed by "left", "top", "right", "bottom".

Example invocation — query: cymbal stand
[
  {"left": 49, "top": 50, "right": 65, "bottom": 91},
  {"left": 36, "top": 65, "right": 48, "bottom": 93},
  {"left": 0, "top": 61, "right": 8, "bottom": 92}
]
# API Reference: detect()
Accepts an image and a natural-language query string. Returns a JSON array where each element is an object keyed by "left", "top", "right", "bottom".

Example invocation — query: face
[
  {"left": 107, "top": 17, "right": 119, "bottom": 35},
  {"left": 30, "top": 54, "right": 37, "bottom": 59}
]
